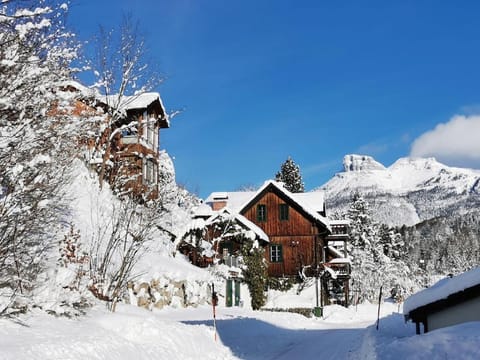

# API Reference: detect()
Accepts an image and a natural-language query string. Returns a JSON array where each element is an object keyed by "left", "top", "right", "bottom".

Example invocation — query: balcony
[
  {"left": 327, "top": 221, "right": 349, "bottom": 241},
  {"left": 121, "top": 135, "right": 137, "bottom": 145},
  {"left": 324, "top": 259, "right": 351, "bottom": 277}
]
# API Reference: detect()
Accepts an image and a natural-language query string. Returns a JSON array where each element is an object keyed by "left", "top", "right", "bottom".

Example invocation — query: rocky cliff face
[{"left": 316, "top": 155, "right": 480, "bottom": 226}]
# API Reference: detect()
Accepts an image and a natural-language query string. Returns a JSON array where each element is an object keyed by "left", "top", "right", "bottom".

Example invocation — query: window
[
  {"left": 279, "top": 204, "right": 289, "bottom": 221},
  {"left": 147, "top": 124, "right": 155, "bottom": 146},
  {"left": 143, "top": 159, "right": 157, "bottom": 185},
  {"left": 142, "top": 111, "right": 157, "bottom": 148},
  {"left": 256, "top": 204, "right": 267, "bottom": 222},
  {"left": 270, "top": 244, "right": 283, "bottom": 263}
]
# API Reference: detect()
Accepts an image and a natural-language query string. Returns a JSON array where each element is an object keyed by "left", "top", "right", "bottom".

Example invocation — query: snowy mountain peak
[
  {"left": 389, "top": 157, "right": 441, "bottom": 172},
  {"left": 318, "top": 155, "right": 480, "bottom": 226},
  {"left": 343, "top": 154, "right": 386, "bottom": 172}
]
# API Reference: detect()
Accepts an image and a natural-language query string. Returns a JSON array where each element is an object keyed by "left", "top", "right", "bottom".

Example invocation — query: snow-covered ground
[{"left": 1, "top": 296, "right": 479, "bottom": 359}]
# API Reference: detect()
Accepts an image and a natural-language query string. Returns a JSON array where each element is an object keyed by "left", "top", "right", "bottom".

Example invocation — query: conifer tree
[
  {"left": 275, "top": 157, "right": 305, "bottom": 193},
  {"left": 347, "top": 193, "right": 415, "bottom": 303}
]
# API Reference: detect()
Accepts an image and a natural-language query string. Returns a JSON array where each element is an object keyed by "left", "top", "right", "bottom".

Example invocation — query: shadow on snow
[{"left": 183, "top": 317, "right": 369, "bottom": 360}]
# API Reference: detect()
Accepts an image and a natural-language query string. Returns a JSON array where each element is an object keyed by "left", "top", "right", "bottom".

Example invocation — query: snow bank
[{"left": 0, "top": 306, "right": 235, "bottom": 360}]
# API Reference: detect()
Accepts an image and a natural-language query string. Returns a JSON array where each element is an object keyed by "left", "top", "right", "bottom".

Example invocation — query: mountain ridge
[{"left": 316, "top": 154, "right": 480, "bottom": 226}]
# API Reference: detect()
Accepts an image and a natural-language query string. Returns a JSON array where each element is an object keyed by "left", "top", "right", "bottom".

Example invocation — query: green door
[
  {"left": 234, "top": 280, "right": 241, "bottom": 306},
  {"left": 226, "top": 279, "right": 233, "bottom": 307}
]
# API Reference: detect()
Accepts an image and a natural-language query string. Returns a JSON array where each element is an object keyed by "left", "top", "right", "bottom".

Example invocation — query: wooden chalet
[
  {"left": 183, "top": 180, "right": 351, "bottom": 306},
  {"left": 107, "top": 92, "right": 169, "bottom": 199},
  {"left": 55, "top": 81, "right": 169, "bottom": 200},
  {"left": 179, "top": 206, "right": 269, "bottom": 270},
  {"left": 404, "top": 268, "right": 480, "bottom": 334}
]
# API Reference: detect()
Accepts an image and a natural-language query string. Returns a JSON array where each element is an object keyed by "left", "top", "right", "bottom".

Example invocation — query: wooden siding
[
  {"left": 242, "top": 192, "right": 318, "bottom": 236},
  {"left": 242, "top": 190, "right": 326, "bottom": 277},
  {"left": 267, "top": 235, "right": 318, "bottom": 276}
]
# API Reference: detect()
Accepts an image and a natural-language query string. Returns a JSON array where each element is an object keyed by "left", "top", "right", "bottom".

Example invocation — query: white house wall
[{"left": 428, "top": 296, "right": 480, "bottom": 332}]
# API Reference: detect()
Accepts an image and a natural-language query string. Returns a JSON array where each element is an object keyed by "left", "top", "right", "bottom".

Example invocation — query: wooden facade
[
  {"left": 185, "top": 180, "right": 352, "bottom": 306},
  {"left": 109, "top": 99, "right": 168, "bottom": 200},
  {"left": 237, "top": 183, "right": 330, "bottom": 278},
  {"left": 55, "top": 82, "right": 169, "bottom": 201}
]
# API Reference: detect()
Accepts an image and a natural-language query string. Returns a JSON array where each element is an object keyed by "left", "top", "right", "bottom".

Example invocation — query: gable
[{"left": 240, "top": 182, "right": 330, "bottom": 232}]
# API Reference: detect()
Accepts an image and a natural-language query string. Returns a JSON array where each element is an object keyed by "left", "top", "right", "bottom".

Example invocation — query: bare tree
[
  {"left": 86, "top": 13, "right": 163, "bottom": 190},
  {"left": 87, "top": 197, "right": 162, "bottom": 311},
  {"left": 0, "top": 0, "right": 79, "bottom": 315}
]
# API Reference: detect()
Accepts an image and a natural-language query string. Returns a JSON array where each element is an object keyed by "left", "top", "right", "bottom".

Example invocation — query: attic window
[
  {"left": 279, "top": 204, "right": 289, "bottom": 221},
  {"left": 257, "top": 204, "right": 267, "bottom": 222}
]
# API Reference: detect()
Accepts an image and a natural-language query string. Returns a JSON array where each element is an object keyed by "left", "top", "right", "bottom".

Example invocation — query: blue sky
[{"left": 68, "top": 0, "right": 480, "bottom": 198}]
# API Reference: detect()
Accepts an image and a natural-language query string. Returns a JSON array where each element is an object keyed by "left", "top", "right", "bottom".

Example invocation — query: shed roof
[{"left": 404, "top": 267, "right": 480, "bottom": 316}]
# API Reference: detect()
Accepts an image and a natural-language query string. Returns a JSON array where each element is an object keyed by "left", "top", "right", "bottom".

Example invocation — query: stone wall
[{"left": 128, "top": 277, "right": 210, "bottom": 310}]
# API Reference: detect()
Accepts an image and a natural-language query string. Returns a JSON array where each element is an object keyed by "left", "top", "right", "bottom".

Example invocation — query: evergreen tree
[
  {"left": 347, "top": 193, "right": 416, "bottom": 302},
  {"left": 275, "top": 157, "right": 305, "bottom": 193},
  {"left": 241, "top": 241, "right": 267, "bottom": 310}
]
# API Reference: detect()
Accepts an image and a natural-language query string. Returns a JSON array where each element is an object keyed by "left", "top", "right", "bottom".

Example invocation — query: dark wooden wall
[{"left": 242, "top": 190, "right": 325, "bottom": 277}]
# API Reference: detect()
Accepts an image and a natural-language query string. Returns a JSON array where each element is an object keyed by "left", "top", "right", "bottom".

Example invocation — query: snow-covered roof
[
  {"left": 102, "top": 93, "right": 163, "bottom": 112},
  {"left": 291, "top": 192, "right": 325, "bottom": 214},
  {"left": 122, "top": 93, "right": 162, "bottom": 110},
  {"left": 59, "top": 80, "right": 169, "bottom": 126},
  {"left": 205, "top": 180, "right": 330, "bottom": 231},
  {"left": 205, "top": 208, "right": 269, "bottom": 243},
  {"left": 192, "top": 203, "right": 214, "bottom": 218},
  {"left": 205, "top": 191, "right": 254, "bottom": 212},
  {"left": 182, "top": 218, "right": 206, "bottom": 238},
  {"left": 328, "top": 257, "right": 351, "bottom": 264},
  {"left": 327, "top": 246, "right": 346, "bottom": 259},
  {"left": 211, "top": 192, "right": 229, "bottom": 200},
  {"left": 234, "top": 213, "right": 269, "bottom": 243},
  {"left": 58, "top": 80, "right": 99, "bottom": 98},
  {"left": 243, "top": 180, "right": 330, "bottom": 230},
  {"left": 330, "top": 219, "right": 350, "bottom": 226},
  {"left": 404, "top": 267, "right": 480, "bottom": 315}
]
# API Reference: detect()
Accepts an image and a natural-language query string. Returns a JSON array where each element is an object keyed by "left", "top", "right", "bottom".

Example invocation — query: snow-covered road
[
  {"left": 168, "top": 302, "right": 401, "bottom": 360},
  {"left": 1, "top": 302, "right": 479, "bottom": 359}
]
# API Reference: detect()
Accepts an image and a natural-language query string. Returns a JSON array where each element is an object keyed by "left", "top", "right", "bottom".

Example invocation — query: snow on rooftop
[
  {"left": 205, "top": 191, "right": 254, "bottom": 211},
  {"left": 404, "top": 267, "right": 480, "bottom": 315},
  {"left": 205, "top": 180, "right": 329, "bottom": 230},
  {"left": 292, "top": 191, "right": 325, "bottom": 214},
  {"left": 330, "top": 219, "right": 350, "bottom": 226},
  {"left": 211, "top": 192, "right": 228, "bottom": 200},
  {"left": 102, "top": 92, "right": 162, "bottom": 111},
  {"left": 328, "top": 246, "right": 347, "bottom": 259},
  {"left": 239, "top": 180, "right": 330, "bottom": 230},
  {"left": 328, "top": 257, "right": 351, "bottom": 264},
  {"left": 205, "top": 207, "right": 269, "bottom": 243},
  {"left": 192, "top": 203, "right": 213, "bottom": 218},
  {"left": 122, "top": 93, "right": 161, "bottom": 110},
  {"left": 234, "top": 212, "right": 269, "bottom": 243},
  {"left": 58, "top": 80, "right": 98, "bottom": 98}
]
